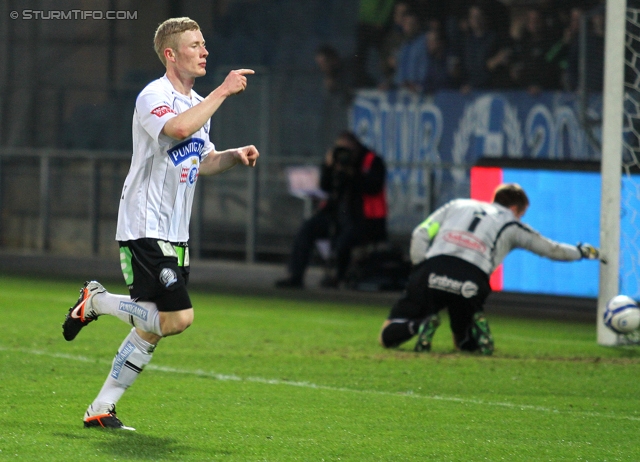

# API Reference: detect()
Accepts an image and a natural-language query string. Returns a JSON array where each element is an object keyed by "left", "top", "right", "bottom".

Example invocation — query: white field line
[
  {"left": 496, "top": 334, "right": 594, "bottom": 344},
  {"left": 2, "top": 345, "right": 639, "bottom": 422}
]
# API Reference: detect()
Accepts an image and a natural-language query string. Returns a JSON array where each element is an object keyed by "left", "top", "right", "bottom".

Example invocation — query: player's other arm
[
  {"left": 517, "top": 226, "right": 599, "bottom": 261},
  {"left": 409, "top": 204, "right": 449, "bottom": 265},
  {"left": 199, "top": 145, "right": 259, "bottom": 176},
  {"left": 162, "top": 69, "right": 254, "bottom": 140}
]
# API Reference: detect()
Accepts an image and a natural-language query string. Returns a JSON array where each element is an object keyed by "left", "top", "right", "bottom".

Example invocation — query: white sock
[
  {"left": 91, "top": 292, "right": 162, "bottom": 336},
  {"left": 87, "top": 328, "right": 155, "bottom": 416}
]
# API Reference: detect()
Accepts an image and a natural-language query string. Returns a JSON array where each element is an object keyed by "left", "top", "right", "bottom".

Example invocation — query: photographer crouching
[{"left": 276, "top": 131, "right": 387, "bottom": 289}]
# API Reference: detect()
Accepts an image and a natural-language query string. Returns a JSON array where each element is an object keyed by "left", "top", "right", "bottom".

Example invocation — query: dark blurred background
[{"left": 0, "top": 0, "right": 608, "bottom": 265}]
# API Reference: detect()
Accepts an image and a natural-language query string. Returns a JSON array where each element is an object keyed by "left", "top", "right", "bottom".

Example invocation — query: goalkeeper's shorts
[{"left": 388, "top": 255, "right": 490, "bottom": 340}]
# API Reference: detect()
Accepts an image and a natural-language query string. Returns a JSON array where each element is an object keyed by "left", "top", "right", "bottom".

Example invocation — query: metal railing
[{"left": 0, "top": 148, "right": 467, "bottom": 262}]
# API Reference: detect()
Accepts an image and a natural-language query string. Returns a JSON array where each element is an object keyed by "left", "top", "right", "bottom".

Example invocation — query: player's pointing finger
[{"left": 234, "top": 69, "right": 255, "bottom": 75}]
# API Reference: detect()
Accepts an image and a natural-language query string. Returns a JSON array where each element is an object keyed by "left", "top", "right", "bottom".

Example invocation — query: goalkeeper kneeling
[{"left": 379, "top": 183, "right": 600, "bottom": 355}]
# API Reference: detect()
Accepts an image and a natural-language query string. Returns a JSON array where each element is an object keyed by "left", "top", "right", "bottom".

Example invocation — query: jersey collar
[{"left": 162, "top": 74, "right": 195, "bottom": 104}]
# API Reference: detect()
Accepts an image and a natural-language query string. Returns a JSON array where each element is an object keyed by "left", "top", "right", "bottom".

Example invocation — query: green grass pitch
[{"left": 1, "top": 275, "right": 639, "bottom": 461}]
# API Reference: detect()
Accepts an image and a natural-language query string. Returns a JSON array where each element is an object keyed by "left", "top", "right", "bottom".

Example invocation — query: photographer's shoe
[
  {"left": 275, "top": 277, "right": 304, "bottom": 289},
  {"left": 319, "top": 275, "right": 340, "bottom": 289}
]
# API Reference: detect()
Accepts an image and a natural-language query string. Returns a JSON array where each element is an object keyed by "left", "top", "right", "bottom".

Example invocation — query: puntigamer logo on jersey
[{"left": 167, "top": 137, "right": 205, "bottom": 166}]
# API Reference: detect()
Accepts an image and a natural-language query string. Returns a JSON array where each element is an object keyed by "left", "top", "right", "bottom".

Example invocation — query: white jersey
[
  {"left": 410, "top": 198, "right": 582, "bottom": 275},
  {"left": 116, "top": 75, "right": 214, "bottom": 242}
]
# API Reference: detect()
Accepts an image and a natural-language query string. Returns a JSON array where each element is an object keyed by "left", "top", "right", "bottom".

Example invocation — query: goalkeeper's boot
[
  {"left": 414, "top": 314, "right": 441, "bottom": 352},
  {"left": 84, "top": 404, "right": 135, "bottom": 431},
  {"left": 62, "top": 281, "right": 105, "bottom": 341},
  {"left": 471, "top": 312, "right": 494, "bottom": 356}
]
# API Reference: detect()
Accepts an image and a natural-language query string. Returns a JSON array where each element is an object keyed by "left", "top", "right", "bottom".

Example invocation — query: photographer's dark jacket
[{"left": 319, "top": 149, "right": 387, "bottom": 241}]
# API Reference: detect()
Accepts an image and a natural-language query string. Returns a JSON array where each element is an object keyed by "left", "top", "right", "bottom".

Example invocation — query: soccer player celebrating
[
  {"left": 378, "top": 183, "right": 600, "bottom": 355},
  {"left": 62, "top": 17, "right": 259, "bottom": 430}
]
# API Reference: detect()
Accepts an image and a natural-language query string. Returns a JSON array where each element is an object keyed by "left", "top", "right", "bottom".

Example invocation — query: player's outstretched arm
[
  {"left": 521, "top": 231, "right": 604, "bottom": 263},
  {"left": 199, "top": 145, "right": 259, "bottom": 176},
  {"left": 162, "top": 69, "right": 255, "bottom": 140}
]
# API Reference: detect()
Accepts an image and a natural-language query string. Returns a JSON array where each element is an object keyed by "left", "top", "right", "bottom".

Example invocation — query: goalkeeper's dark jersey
[{"left": 410, "top": 199, "right": 582, "bottom": 276}]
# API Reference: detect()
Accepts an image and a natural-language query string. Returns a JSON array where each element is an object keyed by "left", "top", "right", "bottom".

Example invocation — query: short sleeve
[
  {"left": 136, "top": 89, "right": 177, "bottom": 145},
  {"left": 201, "top": 120, "right": 214, "bottom": 160}
]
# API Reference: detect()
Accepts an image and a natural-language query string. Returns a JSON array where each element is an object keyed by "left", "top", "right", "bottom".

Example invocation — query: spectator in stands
[
  {"left": 422, "top": 28, "right": 457, "bottom": 93},
  {"left": 546, "top": 6, "right": 583, "bottom": 91},
  {"left": 393, "top": 8, "right": 428, "bottom": 92},
  {"left": 276, "top": 131, "right": 387, "bottom": 289},
  {"left": 354, "top": 0, "right": 396, "bottom": 88},
  {"left": 379, "top": 0, "right": 412, "bottom": 90},
  {"left": 567, "top": 4, "right": 605, "bottom": 92},
  {"left": 444, "top": 0, "right": 510, "bottom": 59},
  {"left": 412, "top": 0, "right": 446, "bottom": 31},
  {"left": 537, "top": 0, "right": 570, "bottom": 40},
  {"left": 315, "top": 45, "right": 353, "bottom": 149},
  {"left": 315, "top": 45, "right": 353, "bottom": 104},
  {"left": 510, "top": 8, "right": 561, "bottom": 93},
  {"left": 378, "top": 183, "right": 601, "bottom": 355},
  {"left": 479, "top": 0, "right": 511, "bottom": 43},
  {"left": 458, "top": 4, "right": 511, "bottom": 92}
]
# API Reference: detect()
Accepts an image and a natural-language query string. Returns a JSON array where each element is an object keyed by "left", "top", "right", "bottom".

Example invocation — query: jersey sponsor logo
[
  {"left": 159, "top": 268, "right": 178, "bottom": 287},
  {"left": 150, "top": 105, "right": 176, "bottom": 118},
  {"left": 428, "top": 273, "right": 463, "bottom": 293},
  {"left": 118, "top": 301, "right": 149, "bottom": 321},
  {"left": 428, "top": 273, "right": 478, "bottom": 298},
  {"left": 167, "top": 138, "right": 205, "bottom": 166},
  {"left": 180, "top": 158, "right": 199, "bottom": 187},
  {"left": 443, "top": 230, "right": 487, "bottom": 253},
  {"left": 461, "top": 281, "right": 479, "bottom": 298},
  {"left": 428, "top": 273, "right": 479, "bottom": 298},
  {"left": 157, "top": 240, "right": 178, "bottom": 258},
  {"left": 110, "top": 341, "right": 135, "bottom": 379}
]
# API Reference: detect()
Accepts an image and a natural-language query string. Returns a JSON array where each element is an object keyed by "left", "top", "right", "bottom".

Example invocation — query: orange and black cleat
[
  {"left": 62, "top": 281, "right": 105, "bottom": 341},
  {"left": 84, "top": 405, "right": 135, "bottom": 431}
]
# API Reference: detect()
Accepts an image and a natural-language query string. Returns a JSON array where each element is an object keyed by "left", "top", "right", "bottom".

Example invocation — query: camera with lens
[
  {"left": 332, "top": 147, "right": 356, "bottom": 168},
  {"left": 331, "top": 146, "right": 357, "bottom": 193}
]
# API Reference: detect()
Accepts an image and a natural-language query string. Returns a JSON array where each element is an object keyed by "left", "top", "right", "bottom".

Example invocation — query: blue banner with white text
[{"left": 350, "top": 89, "right": 602, "bottom": 233}]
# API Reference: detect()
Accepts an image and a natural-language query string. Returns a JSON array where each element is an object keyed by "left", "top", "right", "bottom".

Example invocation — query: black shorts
[
  {"left": 388, "top": 255, "right": 491, "bottom": 339},
  {"left": 118, "top": 238, "right": 192, "bottom": 312}
]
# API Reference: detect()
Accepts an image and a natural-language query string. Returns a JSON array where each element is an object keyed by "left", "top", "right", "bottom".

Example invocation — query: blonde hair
[{"left": 153, "top": 17, "right": 201, "bottom": 66}]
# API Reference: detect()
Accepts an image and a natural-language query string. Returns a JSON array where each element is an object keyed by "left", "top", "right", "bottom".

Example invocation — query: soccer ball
[{"left": 603, "top": 295, "right": 640, "bottom": 334}]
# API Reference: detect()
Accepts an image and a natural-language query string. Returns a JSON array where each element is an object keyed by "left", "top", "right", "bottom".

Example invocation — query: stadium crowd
[{"left": 353, "top": 0, "right": 605, "bottom": 94}]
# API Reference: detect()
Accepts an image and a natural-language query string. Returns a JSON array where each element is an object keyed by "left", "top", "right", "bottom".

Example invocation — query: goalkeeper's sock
[
  {"left": 88, "top": 328, "right": 155, "bottom": 414},
  {"left": 91, "top": 292, "right": 162, "bottom": 336},
  {"left": 380, "top": 319, "right": 419, "bottom": 348}
]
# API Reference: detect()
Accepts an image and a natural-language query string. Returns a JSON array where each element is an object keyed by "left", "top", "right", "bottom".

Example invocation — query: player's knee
[
  {"left": 379, "top": 332, "right": 391, "bottom": 348},
  {"left": 174, "top": 312, "right": 194, "bottom": 333},
  {"left": 378, "top": 321, "right": 393, "bottom": 347},
  {"left": 160, "top": 309, "right": 194, "bottom": 336},
  {"left": 379, "top": 320, "right": 411, "bottom": 348},
  {"left": 175, "top": 318, "right": 193, "bottom": 334},
  {"left": 163, "top": 321, "right": 191, "bottom": 336}
]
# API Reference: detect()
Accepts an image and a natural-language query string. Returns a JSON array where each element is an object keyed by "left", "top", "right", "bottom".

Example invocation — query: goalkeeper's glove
[{"left": 577, "top": 242, "right": 599, "bottom": 260}]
